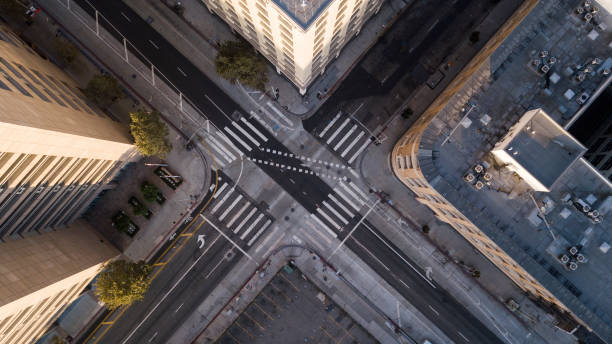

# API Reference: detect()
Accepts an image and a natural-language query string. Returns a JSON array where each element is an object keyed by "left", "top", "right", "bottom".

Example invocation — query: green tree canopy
[
  {"left": 130, "top": 110, "right": 172, "bottom": 158},
  {"left": 84, "top": 74, "right": 123, "bottom": 107},
  {"left": 94, "top": 260, "right": 152, "bottom": 310},
  {"left": 54, "top": 37, "right": 79, "bottom": 66},
  {"left": 141, "top": 182, "right": 159, "bottom": 202},
  {"left": 214, "top": 40, "right": 268, "bottom": 90}
]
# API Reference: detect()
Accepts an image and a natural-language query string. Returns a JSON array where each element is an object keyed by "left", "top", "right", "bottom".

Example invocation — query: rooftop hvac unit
[
  {"left": 483, "top": 172, "right": 492, "bottom": 181},
  {"left": 560, "top": 254, "right": 570, "bottom": 263},
  {"left": 576, "top": 7, "right": 585, "bottom": 14},
  {"left": 541, "top": 64, "right": 550, "bottom": 73},
  {"left": 532, "top": 59, "right": 541, "bottom": 66},
  {"left": 568, "top": 261, "right": 579, "bottom": 271},
  {"left": 576, "top": 73, "right": 586, "bottom": 82},
  {"left": 585, "top": 13, "right": 593, "bottom": 22},
  {"left": 539, "top": 50, "right": 549, "bottom": 58},
  {"left": 588, "top": 210, "right": 600, "bottom": 218},
  {"left": 569, "top": 246, "right": 579, "bottom": 255},
  {"left": 474, "top": 164, "right": 484, "bottom": 174},
  {"left": 474, "top": 181, "right": 485, "bottom": 190},
  {"left": 593, "top": 57, "right": 602, "bottom": 64},
  {"left": 548, "top": 57, "right": 557, "bottom": 65},
  {"left": 463, "top": 173, "right": 475, "bottom": 183},
  {"left": 584, "top": 66, "right": 593, "bottom": 73},
  {"left": 576, "top": 253, "right": 586, "bottom": 263},
  {"left": 603, "top": 69, "right": 611, "bottom": 76}
]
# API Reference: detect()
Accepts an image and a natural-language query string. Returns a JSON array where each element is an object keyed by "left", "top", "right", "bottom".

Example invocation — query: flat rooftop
[
  {"left": 272, "top": 0, "right": 330, "bottom": 29},
  {"left": 417, "top": 0, "right": 612, "bottom": 341},
  {"left": 216, "top": 265, "right": 377, "bottom": 343}
]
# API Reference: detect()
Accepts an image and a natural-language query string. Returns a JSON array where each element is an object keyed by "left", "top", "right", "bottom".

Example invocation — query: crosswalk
[
  {"left": 317, "top": 112, "right": 374, "bottom": 165},
  {"left": 205, "top": 173, "right": 274, "bottom": 247},
  {"left": 307, "top": 180, "right": 371, "bottom": 240},
  {"left": 201, "top": 117, "right": 270, "bottom": 169}
]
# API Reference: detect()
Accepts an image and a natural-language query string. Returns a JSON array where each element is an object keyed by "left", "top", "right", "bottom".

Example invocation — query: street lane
[{"left": 63, "top": 1, "right": 502, "bottom": 343}]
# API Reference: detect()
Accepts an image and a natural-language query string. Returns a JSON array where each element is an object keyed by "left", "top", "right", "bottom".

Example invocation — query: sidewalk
[{"left": 125, "top": 0, "right": 409, "bottom": 117}]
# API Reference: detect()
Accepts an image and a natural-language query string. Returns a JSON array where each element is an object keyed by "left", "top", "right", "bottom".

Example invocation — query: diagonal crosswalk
[{"left": 317, "top": 114, "right": 373, "bottom": 165}]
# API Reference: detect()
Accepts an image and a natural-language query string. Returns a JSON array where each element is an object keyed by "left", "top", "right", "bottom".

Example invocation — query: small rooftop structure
[
  {"left": 272, "top": 0, "right": 331, "bottom": 29},
  {"left": 492, "top": 109, "right": 587, "bottom": 192}
]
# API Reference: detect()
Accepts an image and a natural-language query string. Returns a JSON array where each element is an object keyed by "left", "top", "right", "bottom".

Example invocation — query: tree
[
  {"left": 94, "top": 260, "right": 152, "bottom": 310},
  {"left": 214, "top": 40, "right": 268, "bottom": 90},
  {"left": 54, "top": 37, "right": 79, "bottom": 66},
  {"left": 0, "top": 0, "right": 23, "bottom": 20},
  {"left": 84, "top": 74, "right": 123, "bottom": 107},
  {"left": 129, "top": 110, "right": 172, "bottom": 158},
  {"left": 141, "top": 182, "right": 159, "bottom": 203}
]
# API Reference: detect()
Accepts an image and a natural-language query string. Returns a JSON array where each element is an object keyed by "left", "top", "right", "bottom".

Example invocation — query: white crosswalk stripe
[
  {"left": 349, "top": 139, "right": 371, "bottom": 163},
  {"left": 211, "top": 188, "right": 234, "bottom": 213},
  {"left": 218, "top": 194, "right": 243, "bottom": 221},
  {"left": 213, "top": 183, "right": 228, "bottom": 199},
  {"left": 316, "top": 208, "right": 341, "bottom": 230},
  {"left": 310, "top": 214, "right": 338, "bottom": 238},
  {"left": 319, "top": 112, "right": 341, "bottom": 137},
  {"left": 232, "top": 121, "right": 260, "bottom": 146},
  {"left": 341, "top": 131, "right": 365, "bottom": 157},
  {"left": 241, "top": 213, "right": 265, "bottom": 240},
  {"left": 329, "top": 194, "right": 354, "bottom": 218},
  {"left": 247, "top": 219, "right": 272, "bottom": 246},
  {"left": 323, "top": 201, "right": 348, "bottom": 224},
  {"left": 326, "top": 118, "right": 351, "bottom": 144},
  {"left": 233, "top": 207, "right": 257, "bottom": 234},
  {"left": 217, "top": 132, "right": 243, "bottom": 156},
  {"left": 240, "top": 117, "right": 268, "bottom": 142},
  {"left": 209, "top": 135, "right": 237, "bottom": 161},
  {"left": 206, "top": 139, "right": 232, "bottom": 164},
  {"left": 339, "top": 182, "right": 365, "bottom": 207},
  {"left": 224, "top": 127, "right": 252, "bottom": 151},
  {"left": 335, "top": 188, "right": 360, "bottom": 210},
  {"left": 227, "top": 202, "right": 250, "bottom": 228},
  {"left": 334, "top": 125, "right": 358, "bottom": 151},
  {"left": 349, "top": 181, "right": 369, "bottom": 202}
]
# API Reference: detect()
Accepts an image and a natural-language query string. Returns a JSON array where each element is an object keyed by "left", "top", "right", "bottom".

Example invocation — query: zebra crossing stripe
[
  {"left": 334, "top": 125, "right": 358, "bottom": 151},
  {"left": 213, "top": 183, "right": 228, "bottom": 199},
  {"left": 342, "top": 131, "right": 365, "bottom": 157},
  {"left": 323, "top": 201, "right": 348, "bottom": 224},
  {"left": 349, "top": 181, "right": 369, "bottom": 202},
  {"left": 310, "top": 214, "right": 338, "bottom": 238},
  {"left": 326, "top": 118, "right": 351, "bottom": 144},
  {"left": 219, "top": 194, "right": 243, "bottom": 221},
  {"left": 319, "top": 112, "right": 341, "bottom": 138},
  {"left": 339, "top": 182, "right": 365, "bottom": 206},
  {"left": 217, "top": 132, "right": 243, "bottom": 156},
  {"left": 241, "top": 213, "right": 265, "bottom": 240},
  {"left": 232, "top": 122, "right": 260, "bottom": 146},
  {"left": 348, "top": 139, "right": 370, "bottom": 163},
  {"left": 240, "top": 117, "right": 268, "bottom": 142},
  {"left": 335, "top": 188, "right": 360, "bottom": 210},
  {"left": 209, "top": 136, "right": 237, "bottom": 161},
  {"left": 206, "top": 139, "right": 232, "bottom": 163},
  {"left": 227, "top": 202, "right": 250, "bottom": 228},
  {"left": 247, "top": 219, "right": 272, "bottom": 246},
  {"left": 234, "top": 207, "right": 257, "bottom": 234},
  {"left": 316, "top": 208, "right": 341, "bottom": 230},
  {"left": 329, "top": 194, "right": 354, "bottom": 218},
  {"left": 224, "top": 127, "right": 251, "bottom": 151},
  {"left": 211, "top": 188, "right": 234, "bottom": 213}
]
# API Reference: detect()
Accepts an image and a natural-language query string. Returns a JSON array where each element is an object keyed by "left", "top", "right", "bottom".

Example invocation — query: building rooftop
[
  {"left": 272, "top": 0, "right": 331, "bottom": 29},
  {"left": 417, "top": 0, "right": 612, "bottom": 341}
]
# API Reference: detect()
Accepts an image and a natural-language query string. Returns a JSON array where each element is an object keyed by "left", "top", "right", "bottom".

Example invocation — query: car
[{"left": 576, "top": 91, "right": 590, "bottom": 105}]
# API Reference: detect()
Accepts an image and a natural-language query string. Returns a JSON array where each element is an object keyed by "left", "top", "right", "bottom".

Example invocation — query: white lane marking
[
  {"left": 149, "top": 40, "right": 159, "bottom": 49},
  {"left": 217, "top": 132, "right": 243, "bottom": 156},
  {"left": 224, "top": 127, "right": 252, "bottom": 151},
  {"left": 219, "top": 194, "right": 243, "bottom": 221},
  {"left": 319, "top": 112, "right": 341, "bottom": 137},
  {"left": 399, "top": 279, "right": 410, "bottom": 289},
  {"left": 351, "top": 237, "right": 390, "bottom": 271},
  {"left": 428, "top": 305, "right": 439, "bottom": 316},
  {"left": 174, "top": 303, "right": 183, "bottom": 313},
  {"left": 323, "top": 201, "right": 349, "bottom": 224},
  {"left": 211, "top": 188, "right": 234, "bottom": 213},
  {"left": 227, "top": 202, "right": 250, "bottom": 228},
  {"left": 240, "top": 117, "right": 268, "bottom": 142},
  {"left": 339, "top": 182, "right": 365, "bottom": 206},
  {"left": 334, "top": 124, "right": 357, "bottom": 151},
  {"left": 305, "top": 220, "right": 333, "bottom": 244},
  {"left": 348, "top": 139, "right": 371, "bottom": 164},
  {"left": 335, "top": 188, "right": 360, "bottom": 211},
  {"left": 212, "top": 183, "right": 228, "bottom": 199},
  {"left": 247, "top": 219, "right": 272, "bottom": 246},
  {"left": 316, "top": 208, "right": 341, "bottom": 230},
  {"left": 362, "top": 222, "right": 436, "bottom": 289},
  {"left": 232, "top": 122, "right": 260, "bottom": 146},
  {"left": 205, "top": 255, "right": 227, "bottom": 279},
  {"left": 329, "top": 194, "right": 355, "bottom": 218},
  {"left": 255, "top": 225, "right": 281, "bottom": 253},
  {"left": 341, "top": 131, "right": 365, "bottom": 157},
  {"left": 122, "top": 233, "right": 222, "bottom": 344},
  {"left": 234, "top": 207, "right": 257, "bottom": 234},
  {"left": 240, "top": 214, "right": 265, "bottom": 240},
  {"left": 209, "top": 136, "right": 237, "bottom": 160},
  {"left": 427, "top": 18, "right": 440, "bottom": 33},
  {"left": 457, "top": 331, "right": 470, "bottom": 342},
  {"left": 148, "top": 331, "right": 158, "bottom": 343},
  {"left": 309, "top": 214, "right": 338, "bottom": 238},
  {"left": 266, "top": 101, "right": 293, "bottom": 126},
  {"left": 177, "top": 67, "right": 187, "bottom": 76},
  {"left": 207, "top": 139, "right": 232, "bottom": 163},
  {"left": 326, "top": 118, "right": 351, "bottom": 144},
  {"left": 120, "top": 12, "right": 131, "bottom": 22},
  {"left": 349, "top": 181, "right": 369, "bottom": 202}
]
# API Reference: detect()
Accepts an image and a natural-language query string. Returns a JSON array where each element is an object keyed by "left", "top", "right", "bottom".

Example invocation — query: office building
[
  {"left": 200, "top": 0, "right": 383, "bottom": 94},
  {"left": 0, "top": 23, "right": 135, "bottom": 241},
  {"left": 393, "top": 0, "right": 612, "bottom": 341}
]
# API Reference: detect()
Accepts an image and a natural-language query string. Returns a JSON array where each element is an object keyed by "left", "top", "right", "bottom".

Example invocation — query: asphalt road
[{"left": 66, "top": 1, "right": 502, "bottom": 343}]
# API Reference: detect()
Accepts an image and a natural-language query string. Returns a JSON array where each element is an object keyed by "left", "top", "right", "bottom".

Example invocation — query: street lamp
[{"left": 144, "top": 163, "right": 168, "bottom": 167}]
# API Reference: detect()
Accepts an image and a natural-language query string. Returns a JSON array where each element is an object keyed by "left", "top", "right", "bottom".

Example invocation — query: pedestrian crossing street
[
  {"left": 204, "top": 172, "right": 274, "bottom": 247},
  {"left": 317, "top": 112, "right": 374, "bottom": 165},
  {"left": 201, "top": 117, "right": 270, "bottom": 169},
  {"left": 307, "top": 180, "right": 371, "bottom": 240}
]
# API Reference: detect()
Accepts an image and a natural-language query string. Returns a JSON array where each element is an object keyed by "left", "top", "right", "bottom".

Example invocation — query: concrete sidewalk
[{"left": 126, "top": 0, "right": 409, "bottom": 117}]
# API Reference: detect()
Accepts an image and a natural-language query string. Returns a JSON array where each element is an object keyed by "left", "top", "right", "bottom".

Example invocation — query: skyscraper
[{"left": 200, "top": 0, "right": 383, "bottom": 94}]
